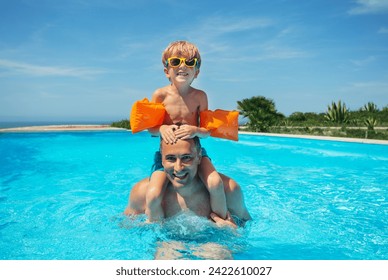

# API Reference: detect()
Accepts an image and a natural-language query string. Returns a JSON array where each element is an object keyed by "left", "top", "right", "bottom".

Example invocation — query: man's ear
[{"left": 197, "top": 149, "right": 202, "bottom": 163}]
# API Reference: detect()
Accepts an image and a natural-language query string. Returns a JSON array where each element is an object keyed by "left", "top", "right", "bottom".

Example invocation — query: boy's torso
[{"left": 161, "top": 87, "right": 204, "bottom": 126}]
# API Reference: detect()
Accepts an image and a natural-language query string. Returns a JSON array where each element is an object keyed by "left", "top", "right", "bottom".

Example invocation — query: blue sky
[{"left": 1, "top": 0, "right": 388, "bottom": 122}]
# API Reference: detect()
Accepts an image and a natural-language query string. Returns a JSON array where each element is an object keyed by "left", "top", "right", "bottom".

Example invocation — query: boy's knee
[
  {"left": 229, "top": 177, "right": 239, "bottom": 187},
  {"left": 206, "top": 172, "right": 224, "bottom": 192}
]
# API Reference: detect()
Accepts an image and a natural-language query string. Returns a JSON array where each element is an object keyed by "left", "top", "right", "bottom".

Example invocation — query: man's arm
[
  {"left": 124, "top": 178, "right": 148, "bottom": 215},
  {"left": 145, "top": 172, "right": 168, "bottom": 222}
]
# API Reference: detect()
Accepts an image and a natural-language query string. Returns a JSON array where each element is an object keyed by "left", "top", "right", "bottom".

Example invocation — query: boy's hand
[
  {"left": 160, "top": 125, "right": 179, "bottom": 144},
  {"left": 174, "top": 124, "right": 197, "bottom": 139}
]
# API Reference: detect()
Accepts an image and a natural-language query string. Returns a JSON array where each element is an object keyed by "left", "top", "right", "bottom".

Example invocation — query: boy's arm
[
  {"left": 196, "top": 90, "right": 211, "bottom": 138},
  {"left": 147, "top": 125, "right": 161, "bottom": 137},
  {"left": 147, "top": 90, "right": 179, "bottom": 143},
  {"left": 148, "top": 124, "right": 180, "bottom": 143},
  {"left": 174, "top": 125, "right": 210, "bottom": 139},
  {"left": 196, "top": 127, "right": 211, "bottom": 138},
  {"left": 147, "top": 90, "right": 164, "bottom": 136}
]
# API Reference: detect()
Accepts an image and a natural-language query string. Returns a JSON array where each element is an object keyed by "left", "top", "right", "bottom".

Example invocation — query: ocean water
[{"left": 0, "top": 131, "right": 387, "bottom": 259}]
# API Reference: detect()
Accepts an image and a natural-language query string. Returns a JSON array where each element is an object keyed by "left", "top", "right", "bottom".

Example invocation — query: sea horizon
[{"left": 0, "top": 120, "right": 114, "bottom": 129}]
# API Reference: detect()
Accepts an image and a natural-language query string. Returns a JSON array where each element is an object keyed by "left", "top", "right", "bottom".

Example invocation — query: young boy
[{"left": 146, "top": 41, "right": 227, "bottom": 221}]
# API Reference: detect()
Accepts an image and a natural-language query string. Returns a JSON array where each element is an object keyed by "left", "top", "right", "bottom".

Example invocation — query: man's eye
[
  {"left": 181, "top": 155, "right": 193, "bottom": 162},
  {"left": 165, "top": 156, "right": 176, "bottom": 162}
]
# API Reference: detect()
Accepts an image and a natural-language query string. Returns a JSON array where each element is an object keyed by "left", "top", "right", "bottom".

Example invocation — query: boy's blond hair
[{"left": 162, "top": 41, "right": 201, "bottom": 69}]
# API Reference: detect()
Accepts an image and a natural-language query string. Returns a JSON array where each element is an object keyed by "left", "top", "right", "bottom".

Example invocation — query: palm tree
[
  {"left": 362, "top": 102, "right": 379, "bottom": 113},
  {"left": 364, "top": 117, "right": 378, "bottom": 131},
  {"left": 237, "top": 96, "right": 284, "bottom": 132}
]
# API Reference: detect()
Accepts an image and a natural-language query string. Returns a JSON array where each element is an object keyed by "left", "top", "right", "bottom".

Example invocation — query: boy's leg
[
  {"left": 199, "top": 157, "right": 227, "bottom": 219},
  {"left": 146, "top": 170, "right": 168, "bottom": 222},
  {"left": 219, "top": 173, "right": 252, "bottom": 222}
]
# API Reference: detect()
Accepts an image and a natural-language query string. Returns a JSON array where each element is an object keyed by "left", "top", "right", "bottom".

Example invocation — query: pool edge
[{"left": 0, "top": 125, "right": 387, "bottom": 145}]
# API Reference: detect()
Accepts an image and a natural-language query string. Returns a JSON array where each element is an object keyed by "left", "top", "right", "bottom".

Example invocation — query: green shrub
[{"left": 111, "top": 119, "right": 130, "bottom": 129}]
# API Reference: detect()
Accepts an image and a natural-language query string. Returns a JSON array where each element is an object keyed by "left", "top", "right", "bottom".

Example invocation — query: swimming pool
[{"left": 0, "top": 131, "right": 387, "bottom": 260}]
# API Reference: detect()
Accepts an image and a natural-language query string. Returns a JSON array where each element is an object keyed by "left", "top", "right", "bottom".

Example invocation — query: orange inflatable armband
[
  {"left": 200, "top": 109, "right": 239, "bottom": 141},
  {"left": 130, "top": 98, "right": 166, "bottom": 133}
]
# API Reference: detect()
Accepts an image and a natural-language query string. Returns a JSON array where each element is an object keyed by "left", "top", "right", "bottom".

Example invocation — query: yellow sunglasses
[{"left": 165, "top": 57, "right": 198, "bottom": 68}]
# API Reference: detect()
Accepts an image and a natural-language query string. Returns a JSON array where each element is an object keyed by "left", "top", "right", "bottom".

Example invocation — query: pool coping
[
  {"left": 239, "top": 131, "right": 388, "bottom": 145},
  {"left": 1, "top": 125, "right": 387, "bottom": 145}
]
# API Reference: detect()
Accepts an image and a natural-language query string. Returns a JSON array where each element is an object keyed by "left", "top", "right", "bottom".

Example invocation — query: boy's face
[{"left": 164, "top": 55, "right": 200, "bottom": 85}]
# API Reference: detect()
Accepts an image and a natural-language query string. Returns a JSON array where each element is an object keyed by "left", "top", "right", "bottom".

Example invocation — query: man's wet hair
[{"left": 192, "top": 136, "right": 202, "bottom": 153}]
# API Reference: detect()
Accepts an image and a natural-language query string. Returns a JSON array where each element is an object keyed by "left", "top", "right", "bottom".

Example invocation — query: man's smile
[{"left": 173, "top": 172, "right": 188, "bottom": 181}]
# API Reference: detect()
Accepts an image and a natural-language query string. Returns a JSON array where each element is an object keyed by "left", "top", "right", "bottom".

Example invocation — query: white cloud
[
  {"left": 348, "top": 0, "right": 388, "bottom": 15},
  {"left": 0, "top": 59, "right": 106, "bottom": 78},
  {"left": 185, "top": 16, "right": 309, "bottom": 62},
  {"left": 378, "top": 27, "right": 388, "bottom": 33},
  {"left": 341, "top": 80, "right": 388, "bottom": 97},
  {"left": 350, "top": 56, "right": 376, "bottom": 67},
  {"left": 350, "top": 81, "right": 388, "bottom": 89},
  {"left": 201, "top": 17, "right": 273, "bottom": 35},
  {"left": 258, "top": 43, "right": 309, "bottom": 60},
  {"left": 187, "top": 16, "right": 274, "bottom": 42}
]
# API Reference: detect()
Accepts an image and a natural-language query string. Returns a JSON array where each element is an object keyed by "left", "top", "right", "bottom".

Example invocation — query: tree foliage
[
  {"left": 237, "top": 96, "right": 284, "bottom": 132},
  {"left": 288, "top": 112, "right": 306, "bottom": 122},
  {"left": 111, "top": 119, "right": 130, "bottom": 129}
]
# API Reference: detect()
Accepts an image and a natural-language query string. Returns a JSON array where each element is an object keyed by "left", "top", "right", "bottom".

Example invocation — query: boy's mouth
[{"left": 177, "top": 72, "right": 188, "bottom": 76}]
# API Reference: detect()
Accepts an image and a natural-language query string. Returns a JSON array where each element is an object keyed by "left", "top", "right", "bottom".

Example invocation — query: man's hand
[{"left": 210, "top": 211, "right": 237, "bottom": 229}]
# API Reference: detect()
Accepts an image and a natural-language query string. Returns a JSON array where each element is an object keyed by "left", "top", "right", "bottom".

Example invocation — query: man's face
[{"left": 161, "top": 139, "right": 201, "bottom": 188}]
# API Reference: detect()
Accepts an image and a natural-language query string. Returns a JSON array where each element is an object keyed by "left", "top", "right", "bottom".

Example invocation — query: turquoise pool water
[{"left": 0, "top": 131, "right": 387, "bottom": 260}]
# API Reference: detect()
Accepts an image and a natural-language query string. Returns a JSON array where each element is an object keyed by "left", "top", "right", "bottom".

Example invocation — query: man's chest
[{"left": 164, "top": 191, "right": 211, "bottom": 218}]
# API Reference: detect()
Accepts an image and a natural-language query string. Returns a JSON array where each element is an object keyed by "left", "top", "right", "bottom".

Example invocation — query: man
[{"left": 124, "top": 137, "right": 251, "bottom": 226}]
